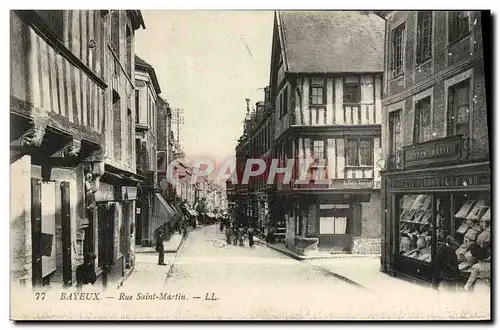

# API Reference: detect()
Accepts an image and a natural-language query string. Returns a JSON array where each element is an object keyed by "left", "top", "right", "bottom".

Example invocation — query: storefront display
[
  {"left": 383, "top": 161, "right": 491, "bottom": 285},
  {"left": 398, "top": 194, "right": 432, "bottom": 262},
  {"left": 451, "top": 194, "right": 491, "bottom": 277}
]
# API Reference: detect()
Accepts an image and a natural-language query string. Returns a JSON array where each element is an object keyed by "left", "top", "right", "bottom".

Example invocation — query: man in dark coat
[
  {"left": 76, "top": 253, "right": 97, "bottom": 289},
  {"left": 432, "top": 234, "right": 460, "bottom": 291},
  {"left": 156, "top": 230, "right": 167, "bottom": 266},
  {"left": 247, "top": 225, "right": 255, "bottom": 247}
]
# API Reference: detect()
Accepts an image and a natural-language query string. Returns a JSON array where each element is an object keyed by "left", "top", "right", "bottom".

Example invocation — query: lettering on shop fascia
[
  {"left": 402, "top": 135, "right": 465, "bottom": 167},
  {"left": 390, "top": 174, "right": 490, "bottom": 189}
]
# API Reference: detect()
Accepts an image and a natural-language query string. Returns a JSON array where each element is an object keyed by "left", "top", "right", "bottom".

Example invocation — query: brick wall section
[{"left": 10, "top": 155, "right": 32, "bottom": 286}]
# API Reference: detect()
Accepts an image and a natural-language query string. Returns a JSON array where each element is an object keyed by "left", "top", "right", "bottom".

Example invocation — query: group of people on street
[
  {"left": 432, "top": 230, "right": 490, "bottom": 294},
  {"left": 223, "top": 223, "right": 255, "bottom": 248}
]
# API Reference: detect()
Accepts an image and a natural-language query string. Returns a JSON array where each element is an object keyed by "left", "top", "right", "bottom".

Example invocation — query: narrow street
[
  {"left": 123, "top": 225, "right": 364, "bottom": 319},
  {"left": 121, "top": 225, "right": 490, "bottom": 320}
]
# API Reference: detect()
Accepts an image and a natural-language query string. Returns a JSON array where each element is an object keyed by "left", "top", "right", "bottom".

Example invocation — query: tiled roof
[{"left": 279, "top": 11, "right": 385, "bottom": 73}]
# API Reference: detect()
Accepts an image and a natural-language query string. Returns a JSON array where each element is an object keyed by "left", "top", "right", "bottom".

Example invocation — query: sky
[{"left": 135, "top": 11, "right": 274, "bottom": 169}]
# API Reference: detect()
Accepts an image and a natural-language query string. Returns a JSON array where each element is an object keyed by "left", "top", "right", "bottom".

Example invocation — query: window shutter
[
  {"left": 31, "top": 178, "right": 43, "bottom": 287},
  {"left": 351, "top": 204, "right": 362, "bottom": 236},
  {"left": 60, "top": 182, "right": 72, "bottom": 286}
]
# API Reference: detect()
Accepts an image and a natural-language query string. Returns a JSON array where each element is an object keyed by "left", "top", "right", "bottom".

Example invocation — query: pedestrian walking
[
  {"left": 76, "top": 252, "right": 97, "bottom": 289},
  {"left": 225, "top": 225, "right": 232, "bottom": 245},
  {"left": 156, "top": 229, "right": 167, "bottom": 266},
  {"left": 238, "top": 227, "right": 245, "bottom": 246},
  {"left": 464, "top": 244, "right": 490, "bottom": 293},
  {"left": 247, "top": 225, "right": 255, "bottom": 247},
  {"left": 432, "top": 232, "right": 460, "bottom": 292},
  {"left": 232, "top": 225, "right": 239, "bottom": 246}
]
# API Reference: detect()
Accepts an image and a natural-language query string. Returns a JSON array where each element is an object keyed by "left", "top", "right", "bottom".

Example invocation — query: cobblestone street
[{"left": 119, "top": 225, "right": 490, "bottom": 320}]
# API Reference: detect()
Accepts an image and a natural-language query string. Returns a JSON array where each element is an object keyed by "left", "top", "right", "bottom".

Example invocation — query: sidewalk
[
  {"left": 135, "top": 233, "right": 185, "bottom": 253},
  {"left": 255, "top": 237, "right": 428, "bottom": 292},
  {"left": 255, "top": 237, "right": 380, "bottom": 260}
]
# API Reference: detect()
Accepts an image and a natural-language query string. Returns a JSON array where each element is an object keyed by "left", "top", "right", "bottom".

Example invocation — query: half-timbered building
[
  {"left": 268, "top": 11, "right": 385, "bottom": 254},
  {"left": 10, "top": 10, "right": 144, "bottom": 289}
]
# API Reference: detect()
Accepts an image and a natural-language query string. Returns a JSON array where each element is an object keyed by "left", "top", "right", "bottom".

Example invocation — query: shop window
[
  {"left": 310, "top": 77, "right": 325, "bottom": 105},
  {"left": 320, "top": 216, "right": 347, "bottom": 235},
  {"left": 398, "top": 194, "right": 433, "bottom": 262},
  {"left": 391, "top": 23, "right": 405, "bottom": 77},
  {"left": 448, "top": 11, "right": 470, "bottom": 44},
  {"left": 413, "top": 96, "right": 432, "bottom": 144},
  {"left": 346, "top": 139, "right": 373, "bottom": 166},
  {"left": 451, "top": 193, "right": 490, "bottom": 275},
  {"left": 343, "top": 77, "right": 361, "bottom": 104},
  {"left": 416, "top": 11, "right": 433, "bottom": 64},
  {"left": 319, "top": 204, "right": 350, "bottom": 235},
  {"left": 447, "top": 79, "right": 471, "bottom": 138}
]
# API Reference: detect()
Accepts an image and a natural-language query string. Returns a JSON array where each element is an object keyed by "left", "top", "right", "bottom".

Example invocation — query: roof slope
[
  {"left": 279, "top": 11, "right": 385, "bottom": 73},
  {"left": 135, "top": 55, "right": 161, "bottom": 95}
]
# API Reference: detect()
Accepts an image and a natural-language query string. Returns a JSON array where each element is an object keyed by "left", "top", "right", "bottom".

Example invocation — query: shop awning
[{"left": 150, "top": 193, "right": 176, "bottom": 236}]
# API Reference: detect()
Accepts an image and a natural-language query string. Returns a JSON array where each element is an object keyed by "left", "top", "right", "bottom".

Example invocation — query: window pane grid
[
  {"left": 391, "top": 24, "right": 405, "bottom": 76},
  {"left": 417, "top": 12, "right": 433, "bottom": 64}
]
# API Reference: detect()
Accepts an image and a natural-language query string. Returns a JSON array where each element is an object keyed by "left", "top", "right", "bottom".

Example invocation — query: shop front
[
  {"left": 278, "top": 191, "right": 378, "bottom": 253},
  {"left": 93, "top": 168, "right": 141, "bottom": 290},
  {"left": 382, "top": 137, "right": 491, "bottom": 284}
]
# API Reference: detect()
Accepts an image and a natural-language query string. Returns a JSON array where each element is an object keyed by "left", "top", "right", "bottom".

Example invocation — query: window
[
  {"left": 346, "top": 139, "right": 373, "bottom": 166},
  {"left": 135, "top": 90, "right": 140, "bottom": 123},
  {"left": 413, "top": 96, "right": 432, "bottom": 144},
  {"left": 398, "top": 194, "right": 433, "bottom": 263},
  {"left": 447, "top": 79, "right": 471, "bottom": 138},
  {"left": 448, "top": 11, "right": 470, "bottom": 44},
  {"left": 416, "top": 11, "right": 433, "bottom": 64},
  {"left": 312, "top": 140, "right": 325, "bottom": 161},
  {"left": 343, "top": 77, "right": 361, "bottom": 104},
  {"left": 310, "top": 77, "right": 325, "bottom": 105},
  {"left": 389, "top": 110, "right": 403, "bottom": 154},
  {"left": 110, "top": 10, "right": 120, "bottom": 57},
  {"left": 391, "top": 23, "right": 405, "bottom": 77},
  {"left": 282, "top": 87, "right": 288, "bottom": 118}
]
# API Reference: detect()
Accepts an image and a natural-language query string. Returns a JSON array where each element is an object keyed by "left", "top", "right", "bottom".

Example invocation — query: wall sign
[
  {"left": 403, "top": 135, "right": 466, "bottom": 168},
  {"left": 391, "top": 173, "right": 490, "bottom": 189},
  {"left": 294, "top": 179, "right": 373, "bottom": 190}
]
